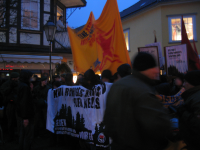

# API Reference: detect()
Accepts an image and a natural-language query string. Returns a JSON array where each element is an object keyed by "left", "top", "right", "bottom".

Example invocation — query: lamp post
[{"left": 44, "top": 17, "right": 56, "bottom": 86}]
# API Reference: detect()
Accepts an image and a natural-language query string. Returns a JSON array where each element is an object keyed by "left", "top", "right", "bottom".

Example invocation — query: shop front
[{"left": 0, "top": 54, "right": 63, "bottom": 78}]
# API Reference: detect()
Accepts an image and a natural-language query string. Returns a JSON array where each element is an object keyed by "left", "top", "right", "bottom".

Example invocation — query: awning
[
  {"left": 59, "top": 0, "right": 86, "bottom": 8},
  {"left": 0, "top": 54, "right": 63, "bottom": 64}
]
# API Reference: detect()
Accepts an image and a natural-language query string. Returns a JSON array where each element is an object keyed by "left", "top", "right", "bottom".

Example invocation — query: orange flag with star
[{"left": 67, "top": 0, "right": 131, "bottom": 74}]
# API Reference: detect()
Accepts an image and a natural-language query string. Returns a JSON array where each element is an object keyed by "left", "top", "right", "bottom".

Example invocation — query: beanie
[
  {"left": 10, "top": 72, "right": 20, "bottom": 78},
  {"left": 184, "top": 70, "right": 200, "bottom": 86},
  {"left": 133, "top": 52, "right": 157, "bottom": 71},
  {"left": 117, "top": 64, "right": 131, "bottom": 78}
]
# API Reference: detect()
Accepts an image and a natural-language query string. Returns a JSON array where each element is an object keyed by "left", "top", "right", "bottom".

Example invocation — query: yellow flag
[{"left": 67, "top": 0, "right": 131, "bottom": 74}]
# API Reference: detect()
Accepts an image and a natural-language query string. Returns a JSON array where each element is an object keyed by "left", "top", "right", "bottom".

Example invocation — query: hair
[
  {"left": 53, "top": 81, "right": 61, "bottom": 88},
  {"left": 117, "top": 64, "right": 131, "bottom": 78},
  {"left": 65, "top": 73, "right": 74, "bottom": 86},
  {"left": 112, "top": 72, "right": 118, "bottom": 82},
  {"left": 102, "top": 69, "right": 112, "bottom": 81}
]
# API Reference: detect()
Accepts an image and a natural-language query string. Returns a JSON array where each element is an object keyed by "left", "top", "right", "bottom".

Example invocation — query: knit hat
[
  {"left": 132, "top": 52, "right": 157, "bottom": 71},
  {"left": 40, "top": 76, "right": 47, "bottom": 81},
  {"left": 184, "top": 70, "right": 200, "bottom": 86},
  {"left": 117, "top": 64, "right": 131, "bottom": 78},
  {"left": 10, "top": 72, "right": 20, "bottom": 78}
]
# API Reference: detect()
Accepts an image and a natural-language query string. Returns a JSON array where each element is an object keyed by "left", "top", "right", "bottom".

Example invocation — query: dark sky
[{"left": 67, "top": 0, "right": 139, "bottom": 28}]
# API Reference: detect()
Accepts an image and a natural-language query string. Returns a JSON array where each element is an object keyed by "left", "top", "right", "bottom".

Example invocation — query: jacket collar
[
  {"left": 132, "top": 69, "right": 156, "bottom": 86},
  {"left": 181, "top": 85, "right": 200, "bottom": 100}
]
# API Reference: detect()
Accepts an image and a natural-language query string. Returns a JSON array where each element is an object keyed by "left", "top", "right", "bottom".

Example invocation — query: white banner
[
  {"left": 165, "top": 44, "right": 188, "bottom": 75},
  {"left": 46, "top": 82, "right": 112, "bottom": 147}
]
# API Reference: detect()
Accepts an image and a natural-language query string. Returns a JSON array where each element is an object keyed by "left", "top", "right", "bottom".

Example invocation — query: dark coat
[
  {"left": 103, "top": 70, "right": 171, "bottom": 150},
  {"left": 32, "top": 84, "right": 51, "bottom": 107},
  {"left": 0, "top": 79, "right": 19, "bottom": 105},
  {"left": 178, "top": 85, "right": 200, "bottom": 149},
  {"left": 17, "top": 79, "right": 34, "bottom": 119}
]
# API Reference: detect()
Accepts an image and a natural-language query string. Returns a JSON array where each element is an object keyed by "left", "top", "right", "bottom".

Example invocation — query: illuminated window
[
  {"left": 21, "top": 0, "right": 40, "bottom": 30},
  {"left": 123, "top": 29, "right": 130, "bottom": 51},
  {"left": 168, "top": 15, "right": 197, "bottom": 42},
  {"left": 57, "top": 6, "right": 63, "bottom": 21}
]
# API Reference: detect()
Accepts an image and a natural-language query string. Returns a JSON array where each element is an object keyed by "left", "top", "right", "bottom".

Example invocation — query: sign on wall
[
  {"left": 164, "top": 44, "right": 188, "bottom": 76},
  {"left": 46, "top": 83, "right": 113, "bottom": 147},
  {"left": 138, "top": 46, "right": 160, "bottom": 67}
]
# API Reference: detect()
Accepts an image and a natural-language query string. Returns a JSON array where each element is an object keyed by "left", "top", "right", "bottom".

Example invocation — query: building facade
[
  {"left": 121, "top": 0, "right": 200, "bottom": 61},
  {"left": 0, "top": 0, "right": 86, "bottom": 78}
]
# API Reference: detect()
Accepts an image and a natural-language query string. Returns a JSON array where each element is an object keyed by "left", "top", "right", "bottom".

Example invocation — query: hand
[{"left": 23, "top": 119, "right": 29, "bottom": 127}]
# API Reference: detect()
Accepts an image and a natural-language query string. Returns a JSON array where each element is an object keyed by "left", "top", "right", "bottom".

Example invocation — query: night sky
[{"left": 67, "top": 0, "right": 139, "bottom": 28}]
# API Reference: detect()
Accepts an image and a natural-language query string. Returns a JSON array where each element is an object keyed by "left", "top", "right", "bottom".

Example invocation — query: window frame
[
  {"left": 168, "top": 14, "right": 197, "bottom": 43},
  {"left": 123, "top": 28, "right": 130, "bottom": 51},
  {"left": 21, "top": 0, "right": 40, "bottom": 30}
]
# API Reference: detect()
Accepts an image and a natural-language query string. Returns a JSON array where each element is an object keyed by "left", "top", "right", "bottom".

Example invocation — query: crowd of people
[{"left": 0, "top": 52, "right": 200, "bottom": 150}]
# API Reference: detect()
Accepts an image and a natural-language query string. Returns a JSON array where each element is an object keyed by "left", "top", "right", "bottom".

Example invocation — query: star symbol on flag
[{"left": 93, "top": 59, "right": 101, "bottom": 68}]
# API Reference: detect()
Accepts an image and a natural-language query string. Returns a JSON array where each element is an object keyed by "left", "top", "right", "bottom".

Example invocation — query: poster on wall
[
  {"left": 145, "top": 42, "right": 164, "bottom": 70},
  {"left": 165, "top": 44, "right": 188, "bottom": 76},
  {"left": 138, "top": 46, "right": 160, "bottom": 67},
  {"left": 46, "top": 83, "right": 113, "bottom": 147}
]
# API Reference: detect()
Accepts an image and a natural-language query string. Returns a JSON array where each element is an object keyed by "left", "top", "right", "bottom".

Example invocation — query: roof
[
  {"left": 74, "top": 25, "right": 85, "bottom": 32},
  {"left": 120, "top": 0, "right": 197, "bottom": 19},
  {"left": 59, "top": 0, "right": 87, "bottom": 8}
]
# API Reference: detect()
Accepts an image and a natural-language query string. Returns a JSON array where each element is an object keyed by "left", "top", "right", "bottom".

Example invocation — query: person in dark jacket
[
  {"left": 0, "top": 72, "right": 19, "bottom": 142},
  {"left": 177, "top": 70, "right": 200, "bottom": 150},
  {"left": 60, "top": 73, "right": 67, "bottom": 85},
  {"left": 83, "top": 69, "right": 102, "bottom": 90},
  {"left": 65, "top": 73, "right": 74, "bottom": 86},
  {"left": 32, "top": 76, "right": 51, "bottom": 138},
  {"left": 103, "top": 52, "right": 171, "bottom": 150},
  {"left": 17, "top": 70, "right": 34, "bottom": 150}
]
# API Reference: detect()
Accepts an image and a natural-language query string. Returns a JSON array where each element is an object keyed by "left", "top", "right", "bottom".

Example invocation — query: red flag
[
  {"left": 193, "top": 39, "right": 200, "bottom": 69},
  {"left": 181, "top": 16, "right": 200, "bottom": 70}
]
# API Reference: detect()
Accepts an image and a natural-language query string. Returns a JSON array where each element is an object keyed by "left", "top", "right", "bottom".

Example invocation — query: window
[
  {"left": 168, "top": 15, "right": 197, "bottom": 42},
  {"left": 57, "top": 6, "right": 63, "bottom": 21},
  {"left": 123, "top": 29, "right": 130, "bottom": 51},
  {"left": 21, "top": 0, "right": 40, "bottom": 30},
  {"left": 0, "top": 0, "right": 6, "bottom": 27}
]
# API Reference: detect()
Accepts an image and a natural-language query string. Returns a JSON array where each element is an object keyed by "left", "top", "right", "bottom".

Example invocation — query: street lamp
[{"left": 44, "top": 17, "right": 56, "bottom": 86}]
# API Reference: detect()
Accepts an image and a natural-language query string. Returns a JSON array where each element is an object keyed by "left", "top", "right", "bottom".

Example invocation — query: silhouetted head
[
  {"left": 117, "top": 64, "right": 131, "bottom": 79},
  {"left": 101, "top": 69, "right": 112, "bottom": 82},
  {"left": 132, "top": 52, "right": 159, "bottom": 80}
]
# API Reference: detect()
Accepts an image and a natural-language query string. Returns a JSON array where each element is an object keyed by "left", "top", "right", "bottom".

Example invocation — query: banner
[
  {"left": 156, "top": 88, "right": 185, "bottom": 108},
  {"left": 145, "top": 42, "right": 164, "bottom": 70},
  {"left": 67, "top": 0, "right": 131, "bottom": 74},
  {"left": 46, "top": 83, "right": 112, "bottom": 147},
  {"left": 165, "top": 44, "right": 188, "bottom": 76}
]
